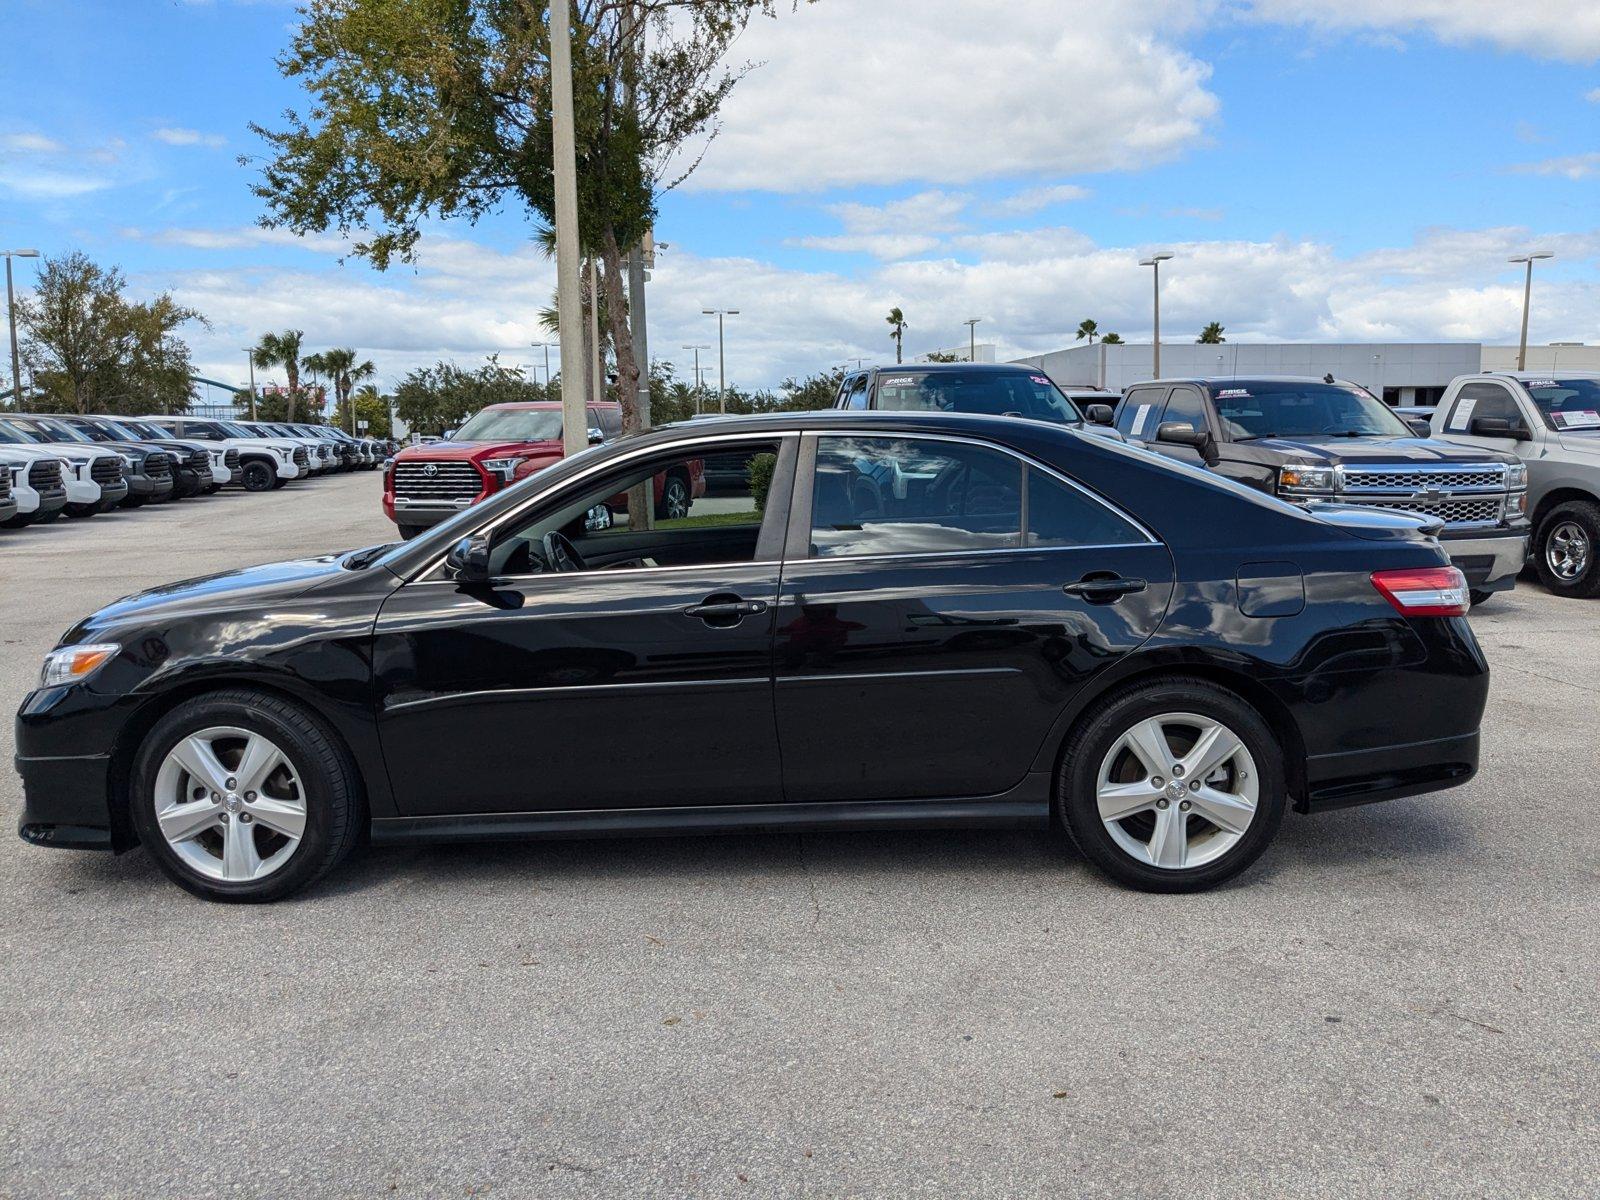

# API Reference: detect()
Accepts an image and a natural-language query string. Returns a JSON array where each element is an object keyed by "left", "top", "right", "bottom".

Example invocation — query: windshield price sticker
[
  {"left": 1129, "top": 404, "right": 1153, "bottom": 436},
  {"left": 1448, "top": 398, "right": 1478, "bottom": 430},
  {"left": 1030, "top": 375, "right": 1050, "bottom": 385},
  {"left": 882, "top": 376, "right": 914, "bottom": 388},
  {"left": 1553, "top": 410, "right": 1600, "bottom": 430},
  {"left": 1217, "top": 388, "right": 1250, "bottom": 399},
  {"left": 1524, "top": 380, "right": 1558, "bottom": 390}
]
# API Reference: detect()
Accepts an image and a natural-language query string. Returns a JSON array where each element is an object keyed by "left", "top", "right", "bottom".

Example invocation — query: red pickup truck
[{"left": 384, "top": 400, "right": 703, "bottom": 539}]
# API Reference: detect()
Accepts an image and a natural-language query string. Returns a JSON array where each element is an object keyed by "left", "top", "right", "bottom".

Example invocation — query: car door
[
  {"left": 372, "top": 432, "right": 796, "bottom": 816},
  {"left": 771, "top": 431, "right": 1174, "bottom": 803}
]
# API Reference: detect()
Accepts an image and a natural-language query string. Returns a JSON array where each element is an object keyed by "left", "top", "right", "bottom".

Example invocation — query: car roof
[
  {"left": 1482, "top": 370, "right": 1600, "bottom": 380},
  {"left": 480, "top": 400, "right": 620, "bottom": 411},
  {"left": 862, "top": 362, "right": 1038, "bottom": 375},
  {"left": 1133, "top": 375, "right": 1357, "bottom": 388}
]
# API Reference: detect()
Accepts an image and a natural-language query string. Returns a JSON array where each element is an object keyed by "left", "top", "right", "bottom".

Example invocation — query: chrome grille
[
  {"left": 393, "top": 460, "right": 483, "bottom": 501},
  {"left": 28, "top": 460, "right": 64, "bottom": 492},
  {"left": 1344, "top": 495, "right": 1504, "bottom": 526},
  {"left": 90, "top": 458, "right": 124, "bottom": 486},
  {"left": 1342, "top": 465, "right": 1505, "bottom": 492}
]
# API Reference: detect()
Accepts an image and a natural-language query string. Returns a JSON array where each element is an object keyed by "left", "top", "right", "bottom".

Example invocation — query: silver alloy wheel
[
  {"left": 151, "top": 726, "right": 307, "bottom": 883},
  {"left": 1095, "top": 711, "right": 1260, "bottom": 870},
  {"left": 664, "top": 477, "right": 689, "bottom": 519},
  {"left": 1546, "top": 520, "right": 1591, "bottom": 582}
]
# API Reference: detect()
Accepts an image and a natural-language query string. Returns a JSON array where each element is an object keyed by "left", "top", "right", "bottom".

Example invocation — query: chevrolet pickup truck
[
  {"left": 1107, "top": 375, "right": 1529, "bottom": 605},
  {"left": 1431, "top": 371, "right": 1600, "bottom": 598}
]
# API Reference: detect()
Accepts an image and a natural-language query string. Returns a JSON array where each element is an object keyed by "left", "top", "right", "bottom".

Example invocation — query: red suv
[{"left": 384, "top": 401, "right": 703, "bottom": 538}]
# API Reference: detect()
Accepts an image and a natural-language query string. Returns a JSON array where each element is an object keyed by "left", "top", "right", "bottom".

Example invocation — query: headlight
[
  {"left": 1278, "top": 463, "right": 1336, "bottom": 492},
  {"left": 40, "top": 643, "right": 120, "bottom": 689},
  {"left": 483, "top": 456, "right": 522, "bottom": 483},
  {"left": 1506, "top": 463, "right": 1527, "bottom": 488}
]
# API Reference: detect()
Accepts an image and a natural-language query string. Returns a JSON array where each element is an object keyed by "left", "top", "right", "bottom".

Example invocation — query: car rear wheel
[
  {"left": 130, "top": 689, "right": 363, "bottom": 903},
  {"left": 655, "top": 471, "right": 690, "bottom": 520},
  {"left": 1057, "top": 678, "right": 1286, "bottom": 892},
  {"left": 397, "top": 523, "right": 426, "bottom": 540},
  {"left": 1534, "top": 501, "right": 1600, "bottom": 599}
]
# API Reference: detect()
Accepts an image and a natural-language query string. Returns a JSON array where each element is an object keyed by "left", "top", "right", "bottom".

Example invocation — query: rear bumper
[
  {"left": 1301, "top": 730, "right": 1478, "bottom": 813},
  {"left": 1440, "top": 528, "right": 1528, "bottom": 592}
]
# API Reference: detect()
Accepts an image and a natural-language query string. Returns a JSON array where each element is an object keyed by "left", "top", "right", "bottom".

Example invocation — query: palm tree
[
  {"left": 254, "top": 329, "right": 306, "bottom": 421},
  {"left": 1101, "top": 332, "right": 1124, "bottom": 345},
  {"left": 886, "top": 307, "right": 907, "bottom": 364},
  {"left": 319, "top": 347, "right": 377, "bottom": 431},
  {"left": 1197, "top": 322, "right": 1226, "bottom": 345},
  {"left": 1075, "top": 318, "right": 1099, "bottom": 345},
  {"left": 301, "top": 350, "right": 329, "bottom": 412}
]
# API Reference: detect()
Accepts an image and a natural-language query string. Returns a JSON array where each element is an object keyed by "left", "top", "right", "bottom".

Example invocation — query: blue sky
[{"left": 2, "top": 0, "right": 1597, "bottom": 394}]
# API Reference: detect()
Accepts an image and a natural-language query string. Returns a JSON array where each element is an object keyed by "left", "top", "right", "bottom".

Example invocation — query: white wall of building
[{"left": 1481, "top": 344, "right": 1600, "bottom": 374}]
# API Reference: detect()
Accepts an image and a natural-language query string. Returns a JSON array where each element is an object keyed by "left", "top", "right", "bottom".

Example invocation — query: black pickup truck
[{"left": 1105, "top": 376, "right": 1530, "bottom": 604}]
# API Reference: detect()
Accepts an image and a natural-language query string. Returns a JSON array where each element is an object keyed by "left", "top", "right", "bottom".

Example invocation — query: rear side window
[
  {"left": 1026, "top": 469, "right": 1146, "bottom": 548},
  {"left": 1117, "top": 388, "right": 1168, "bottom": 438}
]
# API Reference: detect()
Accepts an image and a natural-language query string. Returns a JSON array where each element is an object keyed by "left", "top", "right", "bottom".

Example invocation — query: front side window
[
  {"left": 455, "top": 407, "right": 564, "bottom": 443},
  {"left": 1517, "top": 377, "right": 1600, "bottom": 432},
  {"left": 1117, "top": 388, "right": 1168, "bottom": 439},
  {"left": 1213, "top": 382, "right": 1414, "bottom": 440},
  {"left": 870, "top": 370, "right": 1082, "bottom": 423},
  {"left": 843, "top": 376, "right": 869, "bottom": 410},
  {"left": 810, "top": 437, "right": 1022, "bottom": 557},
  {"left": 1161, "top": 387, "right": 1210, "bottom": 433},
  {"left": 1445, "top": 383, "right": 1525, "bottom": 432}
]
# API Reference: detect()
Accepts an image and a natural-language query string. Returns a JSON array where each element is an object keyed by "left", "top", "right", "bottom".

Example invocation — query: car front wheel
[
  {"left": 240, "top": 461, "right": 275, "bottom": 492},
  {"left": 1534, "top": 500, "right": 1600, "bottom": 599},
  {"left": 130, "top": 689, "right": 362, "bottom": 902},
  {"left": 1058, "top": 678, "right": 1286, "bottom": 892}
]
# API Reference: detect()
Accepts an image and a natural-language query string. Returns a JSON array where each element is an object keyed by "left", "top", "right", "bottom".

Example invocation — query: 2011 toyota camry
[{"left": 15, "top": 411, "right": 1488, "bottom": 901}]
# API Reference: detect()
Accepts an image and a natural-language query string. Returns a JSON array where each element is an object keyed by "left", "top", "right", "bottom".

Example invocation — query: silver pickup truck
[{"left": 1431, "top": 372, "right": 1600, "bottom": 598}]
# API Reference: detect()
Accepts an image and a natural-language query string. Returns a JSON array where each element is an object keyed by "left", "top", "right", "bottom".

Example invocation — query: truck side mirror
[
  {"left": 1085, "top": 404, "right": 1115, "bottom": 426},
  {"left": 1156, "top": 421, "right": 1219, "bottom": 464},
  {"left": 588, "top": 426, "right": 606, "bottom": 445},
  {"left": 445, "top": 533, "right": 492, "bottom": 583},
  {"left": 1405, "top": 418, "right": 1432, "bottom": 437},
  {"left": 1469, "top": 417, "right": 1531, "bottom": 442}
]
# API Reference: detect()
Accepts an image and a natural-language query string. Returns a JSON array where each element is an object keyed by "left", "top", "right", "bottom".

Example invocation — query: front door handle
[
  {"left": 684, "top": 597, "right": 768, "bottom": 625},
  {"left": 1063, "top": 575, "right": 1147, "bottom": 604}
]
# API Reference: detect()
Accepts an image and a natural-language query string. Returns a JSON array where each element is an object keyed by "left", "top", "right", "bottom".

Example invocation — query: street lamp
[
  {"left": 1139, "top": 251, "right": 1175, "bottom": 378},
  {"left": 1508, "top": 251, "right": 1554, "bottom": 371},
  {"left": 681, "top": 344, "right": 710, "bottom": 413},
  {"left": 702, "top": 309, "right": 739, "bottom": 413},
  {"left": 532, "top": 340, "right": 556, "bottom": 385},
  {"left": 242, "top": 348, "right": 259, "bottom": 419},
  {"left": 962, "top": 318, "right": 982, "bottom": 362},
  {"left": 3, "top": 248, "right": 40, "bottom": 406}
]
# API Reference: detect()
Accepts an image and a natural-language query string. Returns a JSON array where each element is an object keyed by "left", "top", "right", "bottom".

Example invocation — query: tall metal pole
[
  {"left": 1140, "top": 252, "right": 1174, "bottom": 378},
  {"left": 587, "top": 258, "right": 603, "bottom": 408},
  {"left": 963, "top": 317, "right": 980, "bottom": 362},
  {"left": 244, "top": 348, "right": 259, "bottom": 419},
  {"left": 5, "top": 256, "right": 19, "bottom": 406},
  {"left": 551, "top": 0, "right": 588, "bottom": 458},
  {"left": 717, "top": 312, "right": 726, "bottom": 412}
]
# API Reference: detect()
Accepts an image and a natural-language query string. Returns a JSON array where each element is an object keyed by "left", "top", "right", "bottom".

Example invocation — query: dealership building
[{"left": 1012, "top": 341, "right": 1598, "bottom": 406}]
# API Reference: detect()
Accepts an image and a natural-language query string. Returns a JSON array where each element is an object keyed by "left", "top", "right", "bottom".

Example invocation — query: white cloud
[
  {"left": 0, "top": 169, "right": 111, "bottom": 200},
  {"left": 1587, "top": 87, "right": 1600, "bottom": 102},
  {"left": 792, "top": 190, "right": 970, "bottom": 259},
  {"left": 676, "top": 0, "right": 1219, "bottom": 192},
  {"left": 987, "top": 185, "right": 1093, "bottom": 217},
  {"left": 123, "top": 224, "right": 353, "bottom": 253},
  {"left": 1243, "top": 1, "right": 1600, "bottom": 62},
  {"left": 0, "top": 132, "right": 64, "bottom": 153},
  {"left": 152, "top": 126, "right": 228, "bottom": 148},
  {"left": 1510, "top": 152, "right": 1600, "bottom": 180}
]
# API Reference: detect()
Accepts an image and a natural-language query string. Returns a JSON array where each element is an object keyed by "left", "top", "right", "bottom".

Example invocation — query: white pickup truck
[{"left": 1431, "top": 372, "right": 1600, "bottom": 598}]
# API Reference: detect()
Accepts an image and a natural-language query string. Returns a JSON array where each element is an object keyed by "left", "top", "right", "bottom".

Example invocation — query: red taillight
[{"left": 1370, "top": 566, "right": 1470, "bottom": 617}]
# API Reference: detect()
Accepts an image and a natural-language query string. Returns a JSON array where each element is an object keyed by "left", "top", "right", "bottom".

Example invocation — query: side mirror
[
  {"left": 1470, "top": 416, "right": 1530, "bottom": 441},
  {"left": 1085, "top": 404, "right": 1115, "bottom": 426},
  {"left": 1405, "top": 418, "right": 1432, "bottom": 437},
  {"left": 445, "top": 533, "right": 492, "bottom": 583},
  {"left": 588, "top": 426, "right": 605, "bottom": 445},
  {"left": 440, "top": 429, "right": 454, "bottom": 440},
  {"left": 1156, "top": 421, "right": 1219, "bottom": 466}
]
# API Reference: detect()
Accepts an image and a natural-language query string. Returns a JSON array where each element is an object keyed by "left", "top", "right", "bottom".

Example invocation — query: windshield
[
  {"left": 1212, "top": 382, "right": 1415, "bottom": 440},
  {"left": 218, "top": 421, "right": 260, "bottom": 438},
  {"left": 63, "top": 419, "right": 122, "bottom": 443},
  {"left": 872, "top": 370, "right": 1082, "bottom": 423},
  {"left": 118, "top": 419, "right": 163, "bottom": 439},
  {"left": 15, "top": 417, "right": 93, "bottom": 444},
  {"left": 454, "top": 407, "right": 564, "bottom": 442},
  {"left": 0, "top": 419, "right": 37, "bottom": 446},
  {"left": 1519, "top": 378, "right": 1600, "bottom": 432}
]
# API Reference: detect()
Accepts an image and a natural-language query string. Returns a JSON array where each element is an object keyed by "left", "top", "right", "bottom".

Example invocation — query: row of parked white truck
[{"left": 0, "top": 412, "right": 391, "bottom": 530}]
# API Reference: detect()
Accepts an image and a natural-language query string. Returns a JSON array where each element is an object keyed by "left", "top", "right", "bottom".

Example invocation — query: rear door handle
[
  {"left": 1063, "top": 576, "right": 1147, "bottom": 603},
  {"left": 684, "top": 598, "right": 768, "bottom": 624}
]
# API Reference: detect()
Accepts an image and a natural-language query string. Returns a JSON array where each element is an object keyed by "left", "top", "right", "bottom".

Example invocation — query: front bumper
[
  {"left": 0, "top": 496, "right": 16, "bottom": 523},
  {"left": 386, "top": 494, "right": 485, "bottom": 528},
  {"left": 14, "top": 684, "right": 125, "bottom": 852},
  {"left": 127, "top": 473, "right": 175, "bottom": 499},
  {"left": 1439, "top": 528, "right": 1528, "bottom": 592},
  {"left": 275, "top": 459, "right": 303, "bottom": 480}
]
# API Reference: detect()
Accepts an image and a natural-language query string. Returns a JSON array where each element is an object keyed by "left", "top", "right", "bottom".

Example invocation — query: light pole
[
  {"left": 3, "top": 248, "right": 40, "bottom": 405},
  {"left": 1139, "top": 251, "right": 1174, "bottom": 378},
  {"left": 681, "top": 344, "right": 709, "bottom": 412},
  {"left": 702, "top": 309, "right": 738, "bottom": 413},
  {"left": 1509, "top": 251, "right": 1554, "bottom": 371},
  {"left": 550, "top": 0, "right": 588, "bottom": 458},
  {"left": 532, "top": 340, "right": 555, "bottom": 385},
  {"left": 962, "top": 318, "right": 982, "bottom": 362},
  {"left": 242, "top": 347, "right": 259, "bottom": 419}
]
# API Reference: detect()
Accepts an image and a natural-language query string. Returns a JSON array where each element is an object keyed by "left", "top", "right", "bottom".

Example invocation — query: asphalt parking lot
[{"left": 1, "top": 473, "right": 1596, "bottom": 1198}]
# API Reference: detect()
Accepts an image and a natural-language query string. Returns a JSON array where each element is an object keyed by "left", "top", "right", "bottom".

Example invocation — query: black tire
[
  {"left": 1533, "top": 500, "right": 1600, "bottom": 599},
  {"left": 271, "top": 475, "right": 290, "bottom": 490},
  {"left": 655, "top": 470, "right": 691, "bottom": 520},
  {"left": 129, "top": 689, "right": 364, "bottom": 903},
  {"left": 65, "top": 503, "right": 98, "bottom": 518},
  {"left": 240, "top": 460, "right": 275, "bottom": 492},
  {"left": 1056, "top": 677, "right": 1287, "bottom": 893},
  {"left": 1468, "top": 589, "right": 1495, "bottom": 608},
  {"left": 33, "top": 507, "right": 63, "bottom": 524},
  {"left": 397, "top": 523, "right": 426, "bottom": 540}
]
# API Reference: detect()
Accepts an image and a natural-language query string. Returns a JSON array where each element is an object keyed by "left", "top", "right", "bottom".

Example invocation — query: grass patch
[{"left": 656, "top": 509, "right": 761, "bottom": 530}]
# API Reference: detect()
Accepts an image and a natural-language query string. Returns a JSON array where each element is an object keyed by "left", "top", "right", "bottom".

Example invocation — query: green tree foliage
[
  {"left": 249, "top": 0, "right": 801, "bottom": 437},
  {"left": 16, "top": 250, "right": 203, "bottom": 414},
  {"left": 1075, "top": 318, "right": 1098, "bottom": 345},
  {"left": 886, "top": 306, "right": 906, "bottom": 364},
  {"left": 1197, "top": 321, "right": 1226, "bottom": 344},
  {"left": 393, "top": 355, "right": 554, "bottom": 436},
  {"left": 335, "top": 383, "right": 394, "bottom": 438},
  {"left": 1100, "top": 332, "right": 1124, "bottom": 345},
  {"left": 921, "top": 350, "right": 963, "bottom": 363}
]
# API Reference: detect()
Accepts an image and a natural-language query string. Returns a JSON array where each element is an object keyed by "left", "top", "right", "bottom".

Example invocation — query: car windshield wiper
[
  {"left": 341, "top": 543, "right": 397, "bottom": 570},
  {"left": 1233, "top": 433, "right": 1284, "bottom": 442}
]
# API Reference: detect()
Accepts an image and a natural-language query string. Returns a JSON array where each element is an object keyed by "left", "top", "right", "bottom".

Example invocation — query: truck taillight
[{"left": 1370, "top": 567, "right": 1470, "bottom": 617}]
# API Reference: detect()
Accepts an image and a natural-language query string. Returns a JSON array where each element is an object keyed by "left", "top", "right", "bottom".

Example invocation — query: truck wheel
[
  {"left": 1534, "top": 500, "right": 1600, "bottom": 599},
  {"left": 129, "top": 689, "right": 364, "bottom": 903},
  {"left": 65, "top": 503, "right": 98, "bottom": 518},
  {"left": 397, "top": 524, "right": 426, "bottom": 540},
  {"left": 1468, "top": 589, "right": 1494, "bottom": 608},
  {"left": 240, "top": 461, "right": 275, "bottom": 492},
  {"left": 1056, "top": 677, "right": 1286, "bottom": 893},
  {"left": 655, "top": 471, "right": 690, "bottom": 520}
]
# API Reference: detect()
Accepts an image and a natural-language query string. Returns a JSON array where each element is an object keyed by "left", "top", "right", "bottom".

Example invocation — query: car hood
[
  {"left": 1557, "top": 432, "right": 1600, "bottom": 456},
  {"left": 1240, "top": 435, "right": 1515, "bottom": 465},
  {"left": 0, "top": 445, "right": 65, "bottom": 464},
  {"left": 224, "top": 437, "right": 298, "bottom": 454},
  {"left": 397, "top": 439, "right": 563, "bottom": 462}
]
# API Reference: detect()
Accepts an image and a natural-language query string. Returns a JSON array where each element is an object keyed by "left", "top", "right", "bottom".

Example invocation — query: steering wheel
[{"left": 541, "top": 530, "right": 587, "bottom": 573}]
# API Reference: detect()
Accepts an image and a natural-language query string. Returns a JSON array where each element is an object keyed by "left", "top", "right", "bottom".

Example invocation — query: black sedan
[{"left": 15, "top": 411, "right": 1488, "bottom": 901}]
